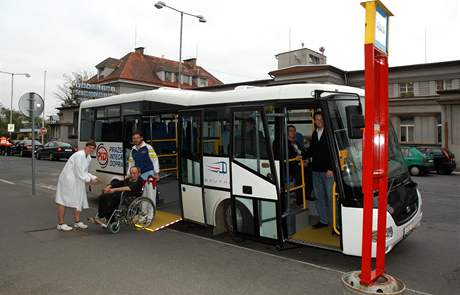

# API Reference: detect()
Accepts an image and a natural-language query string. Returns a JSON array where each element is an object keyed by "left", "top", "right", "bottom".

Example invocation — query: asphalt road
[{"left": 0, "top": 156, "right": 459, "bottom": 295}]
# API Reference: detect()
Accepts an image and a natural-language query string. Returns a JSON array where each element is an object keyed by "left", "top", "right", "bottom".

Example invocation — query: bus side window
[
  {"left": 203, "top": 108, "right": 230, "bottom": 157},
  {"left": 94, "top": 106, "right": 122, "bottom": 142},
  {"left": 80, "top": 108, "right": 95, "bottom": 141}
]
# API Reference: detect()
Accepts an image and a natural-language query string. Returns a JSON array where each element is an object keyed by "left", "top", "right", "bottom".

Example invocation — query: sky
[{"left": 0, "top": 0, "right": 459, "bottom": 117}]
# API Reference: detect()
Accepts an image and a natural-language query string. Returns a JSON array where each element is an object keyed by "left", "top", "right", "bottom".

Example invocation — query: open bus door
[
  {"left": 317, "top": 91, "right": 365, "bottom": 254},
  {"left": 230, "top": 107, "right": 281, "bottom": 241},
  {"left": 178, "top": 110, "right": 206, "bottom": 224}
]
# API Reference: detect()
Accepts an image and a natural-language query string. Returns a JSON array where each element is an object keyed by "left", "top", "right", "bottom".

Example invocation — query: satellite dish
[{"left": 18, "top": 92, "right": 44, "bottom": 118}]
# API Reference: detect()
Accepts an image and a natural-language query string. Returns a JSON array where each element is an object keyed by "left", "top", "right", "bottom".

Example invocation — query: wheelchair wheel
[
  {"left": 108, "top": 221, "right": 120, "bottom": 234},
  {"left": 127, "top": 197, "right": 155, "bottom": 230}
]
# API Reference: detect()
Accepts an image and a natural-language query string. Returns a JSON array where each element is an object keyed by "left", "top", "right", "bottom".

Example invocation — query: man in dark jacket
[
  {"left": 309, "top": 112, "right": 334, "bottom": 228},
  {"left": 93, "top": 166, "right": 144, "bottom": 225}
]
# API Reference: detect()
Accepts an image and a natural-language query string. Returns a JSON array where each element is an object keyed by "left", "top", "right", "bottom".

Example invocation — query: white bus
[{"left": 79, "top": 83, "right": 422, "bottom": 256}]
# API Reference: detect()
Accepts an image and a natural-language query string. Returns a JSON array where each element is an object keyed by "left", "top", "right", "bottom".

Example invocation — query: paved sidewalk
[
  {"left": 0, "top": 178, "right": 436, "bottom": 295},
  {"left": 0, "top": 183, "right": 347, "bottom": 295}
]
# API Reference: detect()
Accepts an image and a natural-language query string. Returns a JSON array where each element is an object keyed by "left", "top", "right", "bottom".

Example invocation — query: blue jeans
[
  {"left": 141, "top": 170, "right": 154, "bottom": 180},
  {"left": 312, "top": 171, "right": 334, "bottom": 225}
]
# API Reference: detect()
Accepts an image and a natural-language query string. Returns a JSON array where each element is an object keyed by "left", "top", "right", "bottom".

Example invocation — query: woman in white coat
[{"left": 55, "top": 140, "right": 99, "bottom": 231}]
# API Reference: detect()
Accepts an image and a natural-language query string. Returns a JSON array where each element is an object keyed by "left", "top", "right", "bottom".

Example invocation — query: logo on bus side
[
  {"left": 96, "top": 144, "right": 109, "bottom": 168},
  {"left": 207, "top": 161, "right": 228, "bottom": 174}
]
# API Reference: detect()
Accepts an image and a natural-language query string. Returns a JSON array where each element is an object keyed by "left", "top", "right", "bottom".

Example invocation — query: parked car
[
  {"left": 416, "top": 146, "right": 456, "bottom": 175},
  {"left": 400, "top": 146, "right": 435, "bottom": 176},
  {"left": 12, "top": 140, "right": 43, "bottom": 157},
  {"left": 35, "top": 141, "right": 77, "bottom": 161}
]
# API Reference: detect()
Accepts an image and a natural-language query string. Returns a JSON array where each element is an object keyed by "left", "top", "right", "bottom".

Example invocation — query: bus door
[
  {"left": 178, "top": 110, "right": 206, "bottom": 224},
  {"left": 275, "top": 106, "right": 315, "bottom": 240},
  {"left": 122, "top": 115, "right": 142, "bottom": 173},
  {"left": 319, "top": 91, "right": 365, "bottom": 253},
  {"left": 230, "top": 108, "right": 281, "bottom": 240}
]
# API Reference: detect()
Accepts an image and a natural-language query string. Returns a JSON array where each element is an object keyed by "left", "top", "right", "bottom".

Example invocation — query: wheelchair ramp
[{"left": 138, "top": 210, "right": 182, "bottom": 233}]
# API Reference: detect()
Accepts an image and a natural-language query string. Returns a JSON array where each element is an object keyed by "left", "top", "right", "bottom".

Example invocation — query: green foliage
[
  {"left": 0, "top": 105, "right": 47, "bottom": 139},
  {"left": 0, "top": 106, "right": 26, "bottom": 137}
]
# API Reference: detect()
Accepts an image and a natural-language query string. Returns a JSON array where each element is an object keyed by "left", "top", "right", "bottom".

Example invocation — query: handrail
[
  {"left": 332, "top": 182, "right": 341, "bottom": 236},
  {"left": 157, "top": 153, "right": 177, "bottom": 158},
  {"left": 146, "top": 115, "right": 179, "bottom": 178},
  {"left": 285, "top": 156, "right": 307, "bottom": 210},
  {"left": 150, "top": 138, "right": 176, "bottom": 143}
]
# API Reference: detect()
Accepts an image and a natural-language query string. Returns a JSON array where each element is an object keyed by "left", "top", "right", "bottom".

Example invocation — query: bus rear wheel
[{"left": 223, "top": 201, "right": 253, "bottom": 234}]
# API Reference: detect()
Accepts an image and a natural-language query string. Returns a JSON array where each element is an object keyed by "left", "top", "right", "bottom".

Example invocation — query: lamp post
[
  {"left": 0, "top": 70, "right": 31, "bottom": 135},
  {"left": 154, "top": 1, "right": 206, "bottom": 89}
]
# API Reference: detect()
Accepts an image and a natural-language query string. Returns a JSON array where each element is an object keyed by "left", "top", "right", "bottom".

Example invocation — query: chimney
[
  {"left": 135, "top": 47, "right": 145, "bottom": 55},
  {"left": 183, "top": 58, "right": 197, "bottom": 67}
]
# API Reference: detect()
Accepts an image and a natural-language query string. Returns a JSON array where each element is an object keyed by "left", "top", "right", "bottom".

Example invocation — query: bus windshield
[{"left": 327, "top": 97, "right": 407, "bottom": 189}]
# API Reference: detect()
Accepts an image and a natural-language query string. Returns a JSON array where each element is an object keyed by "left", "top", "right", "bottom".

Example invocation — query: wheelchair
[{"left": 104, "top": 177, "right": 157, "bottom": 234}]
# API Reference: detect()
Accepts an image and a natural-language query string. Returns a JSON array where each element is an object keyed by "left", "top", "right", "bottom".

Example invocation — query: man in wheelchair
[{"left": 92, "top": 166, "right": 144, "bottom": 226}]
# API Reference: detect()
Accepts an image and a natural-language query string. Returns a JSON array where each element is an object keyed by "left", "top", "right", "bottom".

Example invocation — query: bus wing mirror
[{"left": 345, "top": 105, "right": 364, "bottom": 139}]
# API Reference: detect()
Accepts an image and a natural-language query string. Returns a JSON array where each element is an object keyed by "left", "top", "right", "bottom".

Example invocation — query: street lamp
[
  {"left": 154, "top": 1, "right": 206, "bottom": 89},
  {"left": 0, "top": 70, "right": 31, "bottom": 134}
]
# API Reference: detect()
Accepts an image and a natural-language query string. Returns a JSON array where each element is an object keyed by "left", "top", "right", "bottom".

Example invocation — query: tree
[
  {"left": 0, "top": 105, "right": 27, "bottom": 137},
  {"left": 54, "top": 71, "right": 93, "bottom": 107}
]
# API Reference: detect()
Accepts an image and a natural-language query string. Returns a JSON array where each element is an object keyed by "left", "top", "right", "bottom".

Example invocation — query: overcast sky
[{"left": 1, "top": 0, "right": 459, "bottom": 117}]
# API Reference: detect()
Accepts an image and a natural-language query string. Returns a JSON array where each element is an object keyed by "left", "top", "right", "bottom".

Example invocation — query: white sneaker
[
  {"left": 73, "top": 221, "right": 88, "bottom": 229},
  {"left": 57, "top": 224, "right": 73, "bottom": 231}
]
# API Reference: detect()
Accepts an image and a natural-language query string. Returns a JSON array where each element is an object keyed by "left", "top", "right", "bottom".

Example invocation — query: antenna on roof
[
  {"left": 134, "top": 24, "right": 138, "bottom": 49},
  {"left": 424, "top": 27, "right": 427, "bottom": 63}
]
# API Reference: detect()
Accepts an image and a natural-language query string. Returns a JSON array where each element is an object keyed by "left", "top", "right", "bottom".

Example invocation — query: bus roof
[{"left": 79, "top": 83, "right": 364, "bottom": 109}]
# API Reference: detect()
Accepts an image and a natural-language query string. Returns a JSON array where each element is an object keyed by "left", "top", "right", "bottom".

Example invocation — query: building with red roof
[{"left": 87, "top": 47, "right": 222, "bottom": 92}]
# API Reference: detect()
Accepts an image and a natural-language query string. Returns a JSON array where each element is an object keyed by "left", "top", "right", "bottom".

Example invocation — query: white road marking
[
  {"left": 0, "top": 178, "right": 15, "bottom": 185},
  {"left": 39, "top": 184, "right": 57, "bottom": 191},
  {"left": 21, "top": 180, "right": 57, "bottom": 191},
  {"left": 167, "top": 229, "right": 432, "bottom": 295}
]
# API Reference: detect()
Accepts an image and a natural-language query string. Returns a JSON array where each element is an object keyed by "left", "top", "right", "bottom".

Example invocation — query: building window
[
  {"left": 165, "top": 71, "right": 174, "bottom": 82},
  {"left": 309, "top": 54, "right": 320, "bottom": 64},
  {"left": 400, "top": 117, "right": 415, "bottom": 143},
  {"left": 197, "top": 77, "right": 208, "bottom": 87},
  {"left": 399, "top": 82, "right": 414, "bottom": 97},
  {"left": 437, "top": 114, "right": 442, "bottom": 144},
  {"left": 156, "top": 71, "right": 165, "bottom": 81},
  {"left": 181, "top": 75, "right": 192, "bottom": 85},
  {"left": 68, "top": 126, "right": 78, "bottom": 139},
  {"left": 436, "top": 80, "right": 452, "bottom": 91}
]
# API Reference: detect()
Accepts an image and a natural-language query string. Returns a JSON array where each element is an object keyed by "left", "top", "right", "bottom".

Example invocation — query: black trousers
[{"left": 97, "top": 192, "right": 122, "bottom": 220}]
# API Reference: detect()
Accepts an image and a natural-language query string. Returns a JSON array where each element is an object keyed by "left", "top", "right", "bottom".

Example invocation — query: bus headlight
[{"left": 372, "top": 227, "right": 393, "bottom": 242}]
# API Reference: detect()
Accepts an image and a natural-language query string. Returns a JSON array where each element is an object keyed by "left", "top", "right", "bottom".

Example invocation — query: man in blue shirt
[{"left": 127, "top": 131, "right": 160, "bottom": 181}]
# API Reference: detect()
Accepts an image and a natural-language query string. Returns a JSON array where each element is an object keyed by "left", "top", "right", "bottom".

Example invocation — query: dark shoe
[{"left": 312, "top": 222, "right": 328, "bottom": 229}]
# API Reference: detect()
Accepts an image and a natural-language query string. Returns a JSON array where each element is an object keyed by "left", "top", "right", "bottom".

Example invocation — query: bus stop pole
[
  {"left": 341, "top": 1, "right": 405, "bottom": 294},
  {"left": 30, "top": 93, "right": 36, "bottom": 196}
]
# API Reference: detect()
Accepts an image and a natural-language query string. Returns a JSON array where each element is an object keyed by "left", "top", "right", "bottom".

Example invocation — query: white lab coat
[{"left": 55, "top": 150, "right": 96, "bottom": 210}]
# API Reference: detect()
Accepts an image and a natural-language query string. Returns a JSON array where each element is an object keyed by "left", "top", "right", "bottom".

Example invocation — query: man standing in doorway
[
  {"left": 128, "top": 131, "right": 160, "bottom": 182},
  {"left": 309, "top": 112, "right": 334, "bottom": 229}
]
